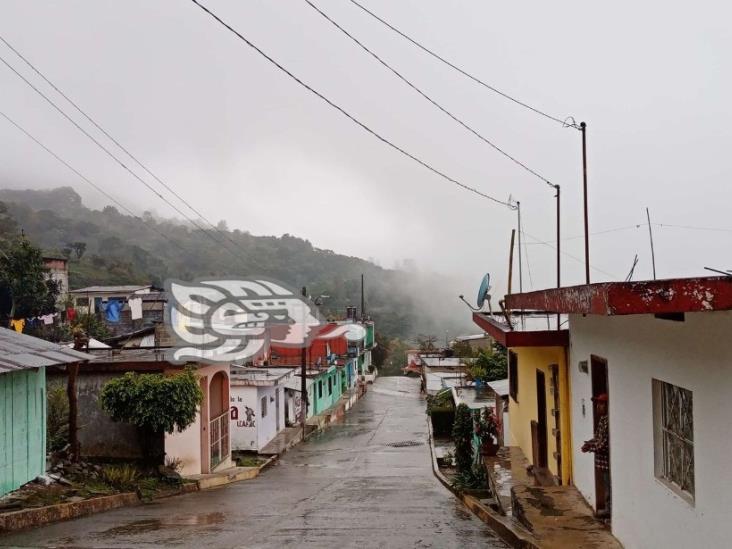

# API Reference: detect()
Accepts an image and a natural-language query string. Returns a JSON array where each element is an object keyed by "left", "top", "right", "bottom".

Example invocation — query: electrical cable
[
  {"left": 525, "top": 224, "right": 644, "bottom": 245},
  {"left": 347, "top": 0, "right": 577, "bottom": 129},
  {"left": 190, "top": 0, "right": 514, "bottom": 209},
  {"left": 0, "top": 109, "right": 187, "bottom": 253},
  {"left": 304, "top": 0, "right": 554, "bottom": 189},
  {"left": 522, "top": 230, "right": 619, "bottom": 280},
  {"left": 0, "top": 52, "right": 256, "bottom": 270},
  {"left": 0, "top": 33, "right": 255, "bottom": 266}
]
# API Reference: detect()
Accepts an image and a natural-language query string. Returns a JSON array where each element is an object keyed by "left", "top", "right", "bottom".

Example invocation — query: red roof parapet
[{"left": 505, "top": 276, "right": 732, "bottom": 316}]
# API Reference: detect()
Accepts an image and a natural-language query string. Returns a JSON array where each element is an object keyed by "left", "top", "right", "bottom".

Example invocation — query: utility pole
[
  {"left": 360, "top": 274, "right": 365, "bottom": 318},
  {"left": 555, "top": 184, "right": 561, "bottom": 329},
  {"left": 516, "top": 201, "right": 523, "bottom": 294},
  {"left": 646, "top": 208, "right": 657, "bottom": 280},
  {"left": 581, "top": 121, "right": 590, "bottom": 285},
  {"left": 300, "top": 286, "right": 308, "bottom": 438}
]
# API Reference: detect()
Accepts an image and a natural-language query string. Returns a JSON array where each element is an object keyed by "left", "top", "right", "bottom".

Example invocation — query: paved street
[{"left": 1, "top": 376, "right": 506, "bottom": 548}]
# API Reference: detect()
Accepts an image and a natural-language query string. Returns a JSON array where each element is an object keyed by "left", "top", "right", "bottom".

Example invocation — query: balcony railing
[{"left": 210, "top": 409, "right": 230, "bottom": 469}]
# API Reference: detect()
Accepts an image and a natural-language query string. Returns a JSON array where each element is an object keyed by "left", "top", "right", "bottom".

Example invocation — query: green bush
[
  {"left": 100, "top": 464, "right": 140, "bottom": 490},
  {"left": 468, "top": 343, "right": 508, "bottom": 383},
  {"left": 47, "top": 384, "right": 69, "bottom": 452},
  {"left": 100, "top": 367, "right": 203, "bottom": 435},
  {"left": 452, "top": 404, "right": 474, "bottom": 475}
]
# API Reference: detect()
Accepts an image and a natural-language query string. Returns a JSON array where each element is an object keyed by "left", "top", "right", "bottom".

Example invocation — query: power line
[
  {"left": 525, "top": 224, "right": 644, "bottom": 245},
  {"left": 523, "top": 229, "right": 619, "bottom": 280},
  {"left": 655, "top": 222, "right": 732, "bottom": 234},
  {"left": 347, "top": 0, "right": 577, "bottom": 129},
  {"left": 520, "top": 219, "right": 534, "bottom": 289},
  {"left": 0, "top": 33, "right": 251, "bottom": 262},
  {"left": 0, "top": 109, "right": 187, "bottom": 253},
  {"left": 190, "top": 0, "right": 514, "bottom": 209},
  {"left": 0, "top": 51, "right": 256, "bottom": 270},
  {"left": 304, "top": 0, "right": 554, "bottom": 189}
]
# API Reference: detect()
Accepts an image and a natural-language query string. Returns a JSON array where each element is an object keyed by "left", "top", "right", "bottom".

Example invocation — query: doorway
[
  {"left": 275, "top": 389, "right": 281, "bottom": 431},
  {"left": 591, "top": 355, "right": 610, "bottom": 515},
  {"left": 534, "top": 370, "right": 548, "bottom": 469}
]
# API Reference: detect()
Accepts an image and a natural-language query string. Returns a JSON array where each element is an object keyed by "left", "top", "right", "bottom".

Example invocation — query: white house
[
  {"left": 229, "top": 367, "right": 294, "bottom": 452},
  {"left": 506, "top": 276, "right": 732, "bottom": 549}
]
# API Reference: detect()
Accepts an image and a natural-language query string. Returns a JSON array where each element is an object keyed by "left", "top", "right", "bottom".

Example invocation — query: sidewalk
[{"left": 484, "top": 447, "right": 621, "bottom": 549}]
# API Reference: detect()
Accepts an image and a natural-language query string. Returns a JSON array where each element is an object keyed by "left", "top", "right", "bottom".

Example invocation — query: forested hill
[{"left": 0, "top": 186, "right": 465, "bottom": 341}]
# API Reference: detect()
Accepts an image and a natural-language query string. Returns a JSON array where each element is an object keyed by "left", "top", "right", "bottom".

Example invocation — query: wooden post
[{"left": 66, "top": 362, "right": 80, "bottom": 462}]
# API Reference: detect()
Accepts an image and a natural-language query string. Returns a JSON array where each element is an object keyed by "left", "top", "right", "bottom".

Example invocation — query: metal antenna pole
[
  {"left": 301, "top": 286, "right": 308, "bottom": 439},
  {"left": 581, "top": 122, "right": 590, "bottom": 284},
  {"left": 555, "top": 184, "right": 561, "bottom": 330},
  {"left": 646, "top": 207, "right": 657, "bottom": 280},
  {"left": 517, "top": 202, "right": 523, "bottom": 294}
]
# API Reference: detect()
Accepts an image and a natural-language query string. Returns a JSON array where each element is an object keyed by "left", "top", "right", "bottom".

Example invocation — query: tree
[
  {"left": 451, "top": 340, "right": 477, "bottom": 358},
  {"left": 100, "top": 368, "right": 203, "bottom": 463},
  {"left": 452, "top": 404, "right": 474, "bottom": 475},
  {"left": 0, "top": 236, "right": 59, "bottom": 321},
  {"left": 68, "top": 241, "right": 87, "bottom": 260},
  {"left": 468, "top": 344, "right": 508, "bottom": 383}
]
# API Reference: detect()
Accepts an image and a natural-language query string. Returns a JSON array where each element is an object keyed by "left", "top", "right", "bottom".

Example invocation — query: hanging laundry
[
  {"left": 66, "top": 307, "right": 77, "bottom": 322},
  {"left": 41, "top": 313, "right": 55, "bottom": 325},
  {"left": 105, "top": 299, "right": 121, "bottom": 323},
  {"left": 9, "top": 318, "right": 25, "bottom": 333},
  {"left": 128, "top": 297, "right": 143, "bottom": 320}
]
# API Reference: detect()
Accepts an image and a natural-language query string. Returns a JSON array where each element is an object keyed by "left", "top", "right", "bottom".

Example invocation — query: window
[
  {"left": 261, "top": 396, "right": 267, "bottom": 418},
  {"left": 508, "top": 351, "right": 519, "bottom": 402},
  {"left": 318, "top": 380, "right": 323, "bottom": 398},
  {"left": 328, "top": 376, "right": 333, "bottom": 395},
  {"left": 653, "top": 379, "right": 694, "bottom": 501}
]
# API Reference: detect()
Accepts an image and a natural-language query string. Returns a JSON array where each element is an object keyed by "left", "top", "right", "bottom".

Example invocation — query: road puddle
[{"left": 99, "top": 512, "right": 226, "bottom": 536}]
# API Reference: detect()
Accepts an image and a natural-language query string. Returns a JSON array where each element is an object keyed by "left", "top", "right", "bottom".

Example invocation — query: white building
[
  {"left": 506, "top": 276, "right": 732, "bottom": 549},
  {"left": 229, "top": 367, "right": 294, "bottom": 452}
]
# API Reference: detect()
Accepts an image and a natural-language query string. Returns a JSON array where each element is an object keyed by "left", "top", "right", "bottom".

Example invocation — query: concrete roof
[
  {"left": 0, "top": 328, "right": 94, "bottom": 374},
  {"left": 505, "top": 276, "right": 732, "bottom": 316},
  {"left": 230, "top": 366, "right": 295, "bottom": 386},
  {"left": 452, "top": 386, "right": 497, "bottom": 410},
  {"left": 421, "top": 357, "right": 465, "bottom": 368},
  {"left": 487, "top": 379, "right": 509, "bottom": 397}
]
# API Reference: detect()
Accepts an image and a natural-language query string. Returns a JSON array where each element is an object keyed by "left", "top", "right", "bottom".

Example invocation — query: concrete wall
[
  {"left": 47, "top": 371, "right": 161, "bottom": 460},
  {"left": 230, "top": 384, "right": 285, "bottom": 451},
  {"left": 0, "top": 368, "right": 45, "bottom": 496},
  {"left": 165, "top": 363, "right": 231, "bottom": 475},
  {"left": 508, "top": 346, "right": 570, "bottom": 483},
  {"left": 568, "top": 311, "right": 732, "bottom": 549}
]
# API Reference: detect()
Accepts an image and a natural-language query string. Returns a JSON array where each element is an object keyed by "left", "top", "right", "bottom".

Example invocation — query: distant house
[
  {"left": 506, "top": 276, "right": 732, "bottom": 549},
  {"left": 42, "top": 256, "right": 69, "bottom": 306},
  {"left": 69, "top": 284, "right": 153, "bottom": 315},
  {"left": 0, "top": 328, "right": 92, "bottom": 496},
  {"left": 451, "top": 333, "right": 494, "bottom": 350},
  {"left": 229, "top": 367, "right": 294, "bottom": 452}
]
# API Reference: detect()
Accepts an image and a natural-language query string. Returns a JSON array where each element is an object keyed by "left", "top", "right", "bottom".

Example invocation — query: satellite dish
[{"left": 476, "top": 274, "right": 491, "bottom": 308}]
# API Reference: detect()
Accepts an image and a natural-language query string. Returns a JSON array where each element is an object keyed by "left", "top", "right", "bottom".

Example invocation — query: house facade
[
  {"left": 506, "top": 276, "right": 732, "bottom": 549},
  {"left": 63, "top": 350, "right": 232, "bottom": 477},
  {"left": 229, "top": 367, "right": 293, "bottom": 452},
  {"left": 472, "top": 313, "right": 572, "bottom": 485},
  {"left": 0, "top": 329, "right": 92, "bottom": 496}
]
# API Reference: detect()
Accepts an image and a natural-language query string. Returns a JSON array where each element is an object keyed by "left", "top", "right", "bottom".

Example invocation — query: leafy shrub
[
  {"left": 164, "top": 456, "right": 183, "bottom": 473},
  {"left": 46, "top": 384, "right": 69, "bottom": 452},
  {"left": 100, "top": 368, "right": 203, "bottom": 434},
  {"left": 100, "top": 464, "right": 140, "bottom": 490},
  {"left": 452, "top": 404, "right": 474, "bottom": 475},
  {"left": 468, "top": 344, "right": 508, "bottom": 383}
]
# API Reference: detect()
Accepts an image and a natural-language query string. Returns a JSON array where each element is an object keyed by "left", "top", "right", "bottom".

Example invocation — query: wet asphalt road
[{"left": 1, "top": 376, "right": 506, "bottom": 548}]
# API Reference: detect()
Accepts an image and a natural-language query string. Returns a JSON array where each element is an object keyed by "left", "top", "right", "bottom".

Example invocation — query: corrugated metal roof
[
  {"left": 0, "top": 328, "right": 95, "bottom": 374},
  {"left": 69, "top": 285, "right": 151, "bottom": 294}
]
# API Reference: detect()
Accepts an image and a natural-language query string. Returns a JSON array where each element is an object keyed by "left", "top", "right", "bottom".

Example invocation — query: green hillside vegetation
[{"left": 0, "top": 187, "right": 443, "bottom": 343}]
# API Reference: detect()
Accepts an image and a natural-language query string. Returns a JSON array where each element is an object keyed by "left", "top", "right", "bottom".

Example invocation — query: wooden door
[{"left": 535, "top": 370, "right": 548, "bottom": 469}]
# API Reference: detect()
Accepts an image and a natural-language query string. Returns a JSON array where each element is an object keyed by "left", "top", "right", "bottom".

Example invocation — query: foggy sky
[{"left": 1, "top": 0, "right": 731, "bottom": 305}]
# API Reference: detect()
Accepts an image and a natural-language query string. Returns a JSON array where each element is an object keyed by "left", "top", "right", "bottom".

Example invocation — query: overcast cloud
[{"left": 1, "top": 1, "right": 730, "bottom": 302}]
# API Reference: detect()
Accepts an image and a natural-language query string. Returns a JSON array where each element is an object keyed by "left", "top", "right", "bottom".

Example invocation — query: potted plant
[{"left": 475, "top": 407, "right": 499, "bottom": 456}]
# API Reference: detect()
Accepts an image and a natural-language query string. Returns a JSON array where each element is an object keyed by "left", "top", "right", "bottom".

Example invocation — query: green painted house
[{"left": 0, "top": 328, "right": 92, "bottom": 496}]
